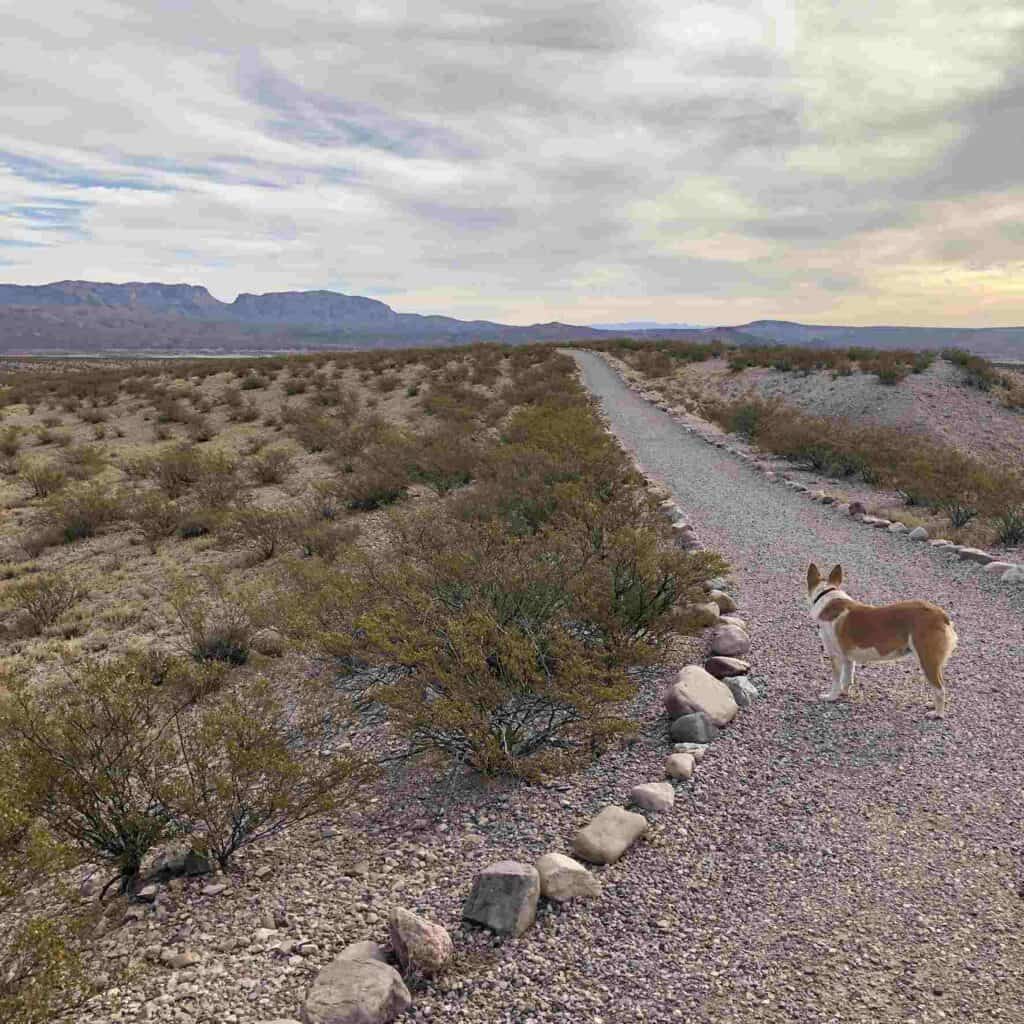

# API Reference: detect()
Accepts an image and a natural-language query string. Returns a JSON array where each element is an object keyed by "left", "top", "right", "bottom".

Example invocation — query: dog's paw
[
  {"left": 924, "top": 709, "right": 945, "bottom": 721},
  {"left": 818, "top": 692, "right": 840, "bottom": 702}
]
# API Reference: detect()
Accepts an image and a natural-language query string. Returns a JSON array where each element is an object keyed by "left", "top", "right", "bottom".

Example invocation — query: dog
[{"left": 806, "top": 563, "right": 957, "bottom": 719}]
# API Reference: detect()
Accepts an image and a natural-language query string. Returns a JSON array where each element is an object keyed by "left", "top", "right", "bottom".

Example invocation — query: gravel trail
[{"left": 521, "top": 350, "right": 1024, "bottom": 1024}]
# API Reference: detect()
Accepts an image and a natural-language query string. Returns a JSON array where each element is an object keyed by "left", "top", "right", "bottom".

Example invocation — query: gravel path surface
[{"left": 517, "top": 350, "right": 1024, "bottom": 1024}]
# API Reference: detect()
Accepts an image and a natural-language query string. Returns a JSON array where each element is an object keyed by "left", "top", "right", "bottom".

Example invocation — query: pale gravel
[{"left": 78, "top": 352, "right": 1024, "bottom": 1024}]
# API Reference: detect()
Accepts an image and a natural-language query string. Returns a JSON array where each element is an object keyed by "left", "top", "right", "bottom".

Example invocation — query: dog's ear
[
  {"left": 807, "top": 563, "right": 821, "bottom": 592},
  {"left": 828, "top": 564, "right": 843, "bottom": 586}
]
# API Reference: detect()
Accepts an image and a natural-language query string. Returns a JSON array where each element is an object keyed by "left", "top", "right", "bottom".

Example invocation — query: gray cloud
[{"left": 1, "top": 1, "right": 1023, "bottom": 325}]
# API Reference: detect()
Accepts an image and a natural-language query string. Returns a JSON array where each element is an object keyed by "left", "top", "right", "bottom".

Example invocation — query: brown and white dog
[{"left": 806, "top": 563, "right": 957, "bottom": 719}]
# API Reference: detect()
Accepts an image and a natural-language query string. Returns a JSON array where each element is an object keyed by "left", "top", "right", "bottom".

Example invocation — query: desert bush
[
  {"left": 406, "top": 426, "right": 477, "bottom": 495},
  {"left": 163, "top": 674, "right": 372, "bottom": 871},
  {"left": 129, "top": 490, "right": 183, "bottom": 550},
  {"left": 168, "top": 569, "right": 255, "bottom": 664},
  {"left": 249, "top": 444, "right": 295, "bottom": 485},
  {"left": 1, "top": 571, "right": 87, "bottom": 634},
  {"left": 943, "top": 348, "right": 1003, "bottom": 391},
  {"left": 79, "top": 406, "right": 107, "bottom": 424},
  {"left": 0, "top": 765, "right": 91, "bottom": 1023},
  {"left": 281, "top": 406, "right": 338, "bottom": 452},
  {"left": 0, "top": 425, "right": 21, "bottom": 458},
  {"left": 218, "top": 506, "right": 296, "bottom": 561},
  {"left": 290, "top": 518, "right": 359, "bottom": 561},
  {"left": 40, "top": 481, "right": 124, "bottom": 542},
  {"left": 18, "top": 458, "right": 68, "bottom": 498},
  {"left": 61, "top": 444, "right": 106, "bottom": 481}
]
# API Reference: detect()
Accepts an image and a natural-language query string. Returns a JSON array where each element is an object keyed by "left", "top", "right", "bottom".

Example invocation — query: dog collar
[{"left": 811, "top": 586, "right": 838, "bottom": 607}]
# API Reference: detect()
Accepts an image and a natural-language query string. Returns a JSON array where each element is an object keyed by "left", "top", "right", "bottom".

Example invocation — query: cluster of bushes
[
  {"left": 707, "top": 395, "right": 1024, "bottom": 542},
  {"left": 943, "top": 348, "right": 1005, "bottom": 391},
  {"left": 726, "top": 345, "right": 934, "bottom": 383},
  {"left": 285, "top": 350, "right": 725, "bottom": 777}
]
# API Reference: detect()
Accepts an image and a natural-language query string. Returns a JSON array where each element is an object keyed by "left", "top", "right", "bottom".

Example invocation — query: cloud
[{"left": 0, "top": 1, "right": 1022, "bottom": 325}]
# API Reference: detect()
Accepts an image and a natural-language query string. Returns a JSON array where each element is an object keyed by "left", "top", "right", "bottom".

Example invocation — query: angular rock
[
  {"left": 982, "top": 561, "right": 1016, "bottom": 575},
  {"left": 665, "top": 752, "right": 695, "bottom": 780},
  {"left": 462, "top": 861, "right": 539, "bottom": 936},
  {"left": 630, "top": 782, "right": 675, "bottom": 812},
  {"left": 669, "top": 711, "right": 720, "bottom": 744},
  {"left": 300, "top": 956, "right": 411, "bottom": 1024},
  {"left": 707, "top": 589, "right": 737, "bottom": 613},
  {"left": 664, "top": 665, "right": 738, "bottom": 725},
  {"left": 710, "top": 624, "right": 751, "bottom": 657},
  {"left": 909, "top": 526, "right": 929, "bottom": 541},
  {"left": 535, "top": 852, "right": 602, "bottom": 903},
  {"left": 704, "top": 655, "right": 750, "bottom": 679},
  {"left": 958, "top": 547, "right": 994, "bottom": 565},
  {"left": 388, "top": 908, "right": 452, "bottom": 975},
  {"left": 723, "top": 674, "right": 759, "bottom": 707},
  {"left": 572, "top": 806, "right": 648, "bottom": 865}
]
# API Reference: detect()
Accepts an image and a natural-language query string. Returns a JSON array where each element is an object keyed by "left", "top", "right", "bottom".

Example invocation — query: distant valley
[{"left": 1, "top": 281, "right": 1023, "bottom": 357}]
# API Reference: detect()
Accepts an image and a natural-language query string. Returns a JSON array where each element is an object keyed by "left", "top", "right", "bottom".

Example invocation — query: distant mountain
[
  {"left": 0, "top": 280, "right": 609, "bottom": 354},
  {"left": 1, "top": 282, "right": 1021, "bottom": 358},
  {"left": 591, "top": 321, "right": 703, "bottom": 331},
  {"left": 731, "top": 320, "right": 1024, "bottom": 358}
]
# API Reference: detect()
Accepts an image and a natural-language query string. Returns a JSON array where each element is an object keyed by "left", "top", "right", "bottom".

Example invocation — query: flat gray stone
[
  {"left": 958, "top": 547, "right": 994, "bottom": 564},
  {"left": 572, "top": 806, "right": 648, "bottom": 865},
  {"left": 462, "top": 861, "right": 539, "bottom": 937},
  {"left": 669, "top": 712, "right": 720, "bottom": 744},
  {"left": 909, "top": 526, "right": 929, "bottom": 541},
  {"left": 723, "top": 674, "right": 760, "bottom": 707}
]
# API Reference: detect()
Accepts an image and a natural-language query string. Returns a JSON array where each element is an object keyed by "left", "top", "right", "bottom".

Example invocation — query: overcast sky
[{"left": 2, "top": 1, "right": 1023, "bottom": 326}]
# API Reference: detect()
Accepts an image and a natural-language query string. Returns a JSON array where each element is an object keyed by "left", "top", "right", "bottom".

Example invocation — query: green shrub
[
  {"left": 249, "top": 444, "right": 295, "bottom": 485},
  {"left": 168, "top": 570, "right": 254, "bottom": 664},
  {"left": 18, "top": 458, "right": 67, "bottom": 498},
  {"left": 40, "top": 481, "right": 124, "bottom": 542},
  {"left": 1, "top": 571, "right": 87, "bottom": 634}
]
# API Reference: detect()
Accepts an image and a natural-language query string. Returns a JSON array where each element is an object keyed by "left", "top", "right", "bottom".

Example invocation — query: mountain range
[{"left": 0, "top": 281, "right": 1022, "bottom": 358}]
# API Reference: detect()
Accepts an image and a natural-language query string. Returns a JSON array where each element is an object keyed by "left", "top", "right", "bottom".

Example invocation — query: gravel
[{"left": 76, "top": 351, "right": 1024, "bottom": 1024}]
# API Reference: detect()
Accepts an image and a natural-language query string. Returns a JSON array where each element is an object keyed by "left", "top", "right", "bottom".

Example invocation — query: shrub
[
  {"left": 40, "top": 481, "right": 124, "bottom": 542},
  {"left": 0, "top": 425, "right": 20, "bottom": 458},
  {"left": 249, "top": 444, "right": 295, "bottom": 485},
  {"left": 218, "top": 506, "right": 296, "bottom": 561},
  {"left": 994, "top": 506, "right": 1024, "bottom": 546},
  {"left": 61, "top": 444, "right": 106, "bottom": 481},
  {"left": 406, "top": 426, "right": 477, "bottom": 495},
  {"left": 129, "top": 490, "right": 182, "bottom": 550},
  {"left": 168, "top": 569, "right": 255, "bottom": 664},
  {"left": 18, "top": 458, "right": 67, "bottom": 498},
  {"left": 1, "top": 571, "right": 87, "bottom": 634}
]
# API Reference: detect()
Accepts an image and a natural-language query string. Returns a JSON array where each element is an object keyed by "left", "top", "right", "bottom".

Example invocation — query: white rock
[
  {"left": 983, "top": 561, "right": 1016, "bottom": 574},
  {"left": 665, "top": 752, "right": 695, "bottom": 780},
  {"left": 572, "top": 806, "right": 649, "bottom": 865},
  {"left": 535, "top": 852, "right": 602, "bottom": 903},
  {"left": 665, "top": 665, "right": 739, "bottom": 725},
  {"left": 629, "top": 782, "right": 675, "bottom": 812}
]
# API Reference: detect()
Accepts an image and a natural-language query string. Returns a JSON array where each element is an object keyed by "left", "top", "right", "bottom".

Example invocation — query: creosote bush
[
  {"left": 167, "top": 569, "right": 255, "bottom": 664},
  {"left": 1, "top": 571, "right": 87, "bottom": 635}
]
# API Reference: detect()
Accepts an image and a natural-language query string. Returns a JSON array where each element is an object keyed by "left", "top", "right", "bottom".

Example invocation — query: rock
[
  {"left": 848, "top": 501, "right": 867, "bottom": 516},
  {"left": 252, "top": 627, "right": 286, "bottom": 657},
  {"left": 703, "top": 576, "right": 730, "bottom": 592},
  {"left": 723, "top": 674, "right": 759, "bottom": 707},
  {"left": 929, "top": 539, "right": 953, "bottom": 547},
  {"left": 462, "top": 861, "right": 540, "bottom": 936},
  {"left": 201, "top": 882, "right": 227, "bottom": 896},
  {"left": 710, "top": 624, "right": 751, "bottom": 657},
  {"left": 665, "top": 752, "right": 695, "bottom": 780},
  {"left": 387, "top": 908, "right": 452, "bottom": 975},
  {"left": 957, "top": 547, "right": 994, "bottom": 565},
  {"left": 535, "top": 852, "right": 602, "bottom": 903},
  {"left": 673, "top": 742, "right": 708, "bottom": 762},
  {"left": 707, "top": 589, "right": 737, "bottom": 613},
  {"left": 688, "top": 601, "right": 720, "bottom": 627},
  {"left": 300, "top": 956, "right": 411, "bottom": 1024},
  {"left": 163, "top": 950, "right": 200, "bottom": 970},
  {"left": 669, "top": 712, "right": 720, "bottom": 744},
  {"left": 253, "top": 927, "right": 279, "bottom": 944},
  {"left": 664, "top": 665, "right": 738, "bottom": 725},
  {"left": 887, "top": 522, "right": 908, "bottom": 533},
  {"left": 983, "top": 561, "right": 1016, "bottom": 574},
  {"left": 909, "top": 526, "right": 929, "bottom": 541},
  {"left": 1003, "top": 566, "right": 1024, "bottom": 584},
  {"left": 135, "top": 884, "right": 159, "bottom": 903},
  {"left": 338, "top": 942, "right": 388, "bottom": 964},
  {"left": 572, "top": 806, "right": 649, "bottom": 865},
  {"left": 143, "top": 842, "right": 212, "bottom": 881},
  {"left": 630, "top": 782, "right": 675, "bottom": 812},
  {"left": 704, "top": 656, "right": 750, "bottom": 678},
  {"left": 719, "top": 614, "right": 746, "bottom": 629}
]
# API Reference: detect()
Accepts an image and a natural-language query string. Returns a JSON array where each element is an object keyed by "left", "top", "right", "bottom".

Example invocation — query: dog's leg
[
  {"left": 820, "top": 659, "right": 849, "bottom": 702},
  {"left": 916, "top": 624, "right": 953, "bottom": 720},
  {"left": 840, "top": 661, "right": 857, "bottom": 697}
]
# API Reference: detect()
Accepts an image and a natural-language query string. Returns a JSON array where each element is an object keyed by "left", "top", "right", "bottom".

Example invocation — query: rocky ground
[{"left": 73, "top": 352, "right": 1024, "bottom": 1024}]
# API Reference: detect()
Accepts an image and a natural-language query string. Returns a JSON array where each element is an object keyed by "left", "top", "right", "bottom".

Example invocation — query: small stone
[
  {"left": 462, "top": 861, "right": 540, "bottom": 936},
  {"left": 982, "top": 561, "right": 1016, "bottom": 575},
  {"left": 704, "top": 656, "right": 750, "bottom": 679},
  {"left": 201, "top": 883, "right": 227, "bottom": 896},
  {"left": 135, "top": 884, "right": 159, "bottom": 903},
  {"left": 669, "top": 712, "right": 720, "bottom": 744},
  {"left": 629, "top": 782, "right": 675, "bottom": 812},
  {"left": 710, "top": 624, "right": 750, "bottom": 657},
  {"left": 1003, "top": 566, "right": 1024, "bottom": 584},
  {"left": 672, "top": 742, "right": 708, "bottom": 762},
  {"left": 338, "top": 942, "right": 388, "bottom": 963},
  {"left": 707, "top": 590, "right": 737, "bottom": 613},
  {"left": 164, "top": 950, "right": 200, "bottom": 970},
  {"left": 572, "top": 806, "right": 649, "bottom": 865},
  {"left": 887, "top": 522, "right": 908, "bottom": 533},
  {"left": 388, "top": 908, "right": 453, "bottom": 975},
  {"left": 535, "top": 852, "right": 602, "bottom": 903},
  {"left": 300, "top": 956, "right": 411, "bottom": 1024},
  {"left": 957, "top": 547, "right": 994, "bottom": 564},
  {"left": 723, "top": 674, "right": 759, "bottom": 707},
  {"left": 909, "top": 526, "right": 929, "bottom": 541},
  {"left": 665, "top": 752, "right": 695, "bottom": 780},
  {"left": 929, "top": 539, "right": 953, "bottom": 547}
]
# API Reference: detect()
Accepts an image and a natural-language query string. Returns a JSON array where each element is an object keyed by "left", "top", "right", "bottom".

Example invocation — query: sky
[{"left": 1, "top": 1, "right": 1023, "bottom": 326}]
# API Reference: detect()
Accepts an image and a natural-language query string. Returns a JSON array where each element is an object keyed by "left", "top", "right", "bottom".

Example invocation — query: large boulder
[
  {"left": 462, "top": 861, "right": 539, "bottom": 937},
  {"left": 669, "top": 712, "right": 720, "bottom": 744},
  {"left": 387, "top": 908, "right": 452, "bottom": 976},
  {"left": 664, "top": 666, "right": 738, "bottom": 726},
  {"left": 629, "top": 782, "right": 675, "bottom": 812},
  {"left": 300, "top": 956, "right": 411, "bottom": 1024},
  {"left": 572, "top": 806, "right": 648, "bottom": 865},
  {"left": 535, "top": 853, "right": 602, "bottom": 903},
  {"left": 710, "top": 624, "right": 750, "bottom": 657},
  {"left": 704, "top": 656, "right": 750, "bottom": 679}
]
